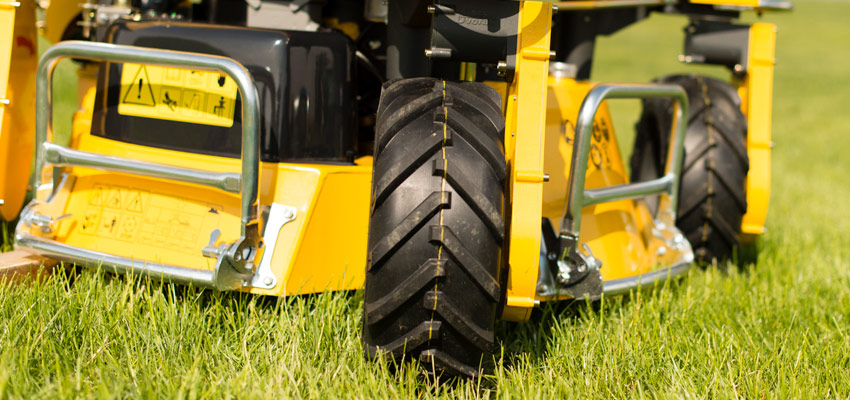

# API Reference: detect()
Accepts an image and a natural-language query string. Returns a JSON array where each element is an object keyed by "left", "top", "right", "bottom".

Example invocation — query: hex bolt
[{"left": 263, "top": 277, "right": 273, "bottom": 286}]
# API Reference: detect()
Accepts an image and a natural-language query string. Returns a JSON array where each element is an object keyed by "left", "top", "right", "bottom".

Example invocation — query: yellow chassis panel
[
  {"left": 37, "top": 134, "right": 371, "bottom": 296},
  {"left": 30, "top": 87, "right": 370, "bottom": 296}
]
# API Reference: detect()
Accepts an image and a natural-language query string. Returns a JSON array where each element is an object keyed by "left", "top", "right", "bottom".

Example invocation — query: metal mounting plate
[{"left": 249, "top": 203, "right": 297, "bottom": 289}]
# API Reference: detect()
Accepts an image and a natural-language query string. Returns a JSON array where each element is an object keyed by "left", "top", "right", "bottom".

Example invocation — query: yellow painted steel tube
[
  {"left": 501, "top": 1, "right": 553, "bottom": 322},
  {"left": 738, "top": 23, "right": 777, "bottom": 241}
]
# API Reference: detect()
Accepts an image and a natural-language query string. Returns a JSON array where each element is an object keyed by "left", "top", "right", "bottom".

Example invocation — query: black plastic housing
[{"left": 92, "top": 21, "right": 357, "bottom": 163}]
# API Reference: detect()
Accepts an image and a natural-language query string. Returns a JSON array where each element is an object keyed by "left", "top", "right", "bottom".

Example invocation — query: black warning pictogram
[
  {"left": 122, "top": 65, "right": 156, "bottom": 107},
  {"left": 162, "top": 90, "right": 179, "bottom": 111},
  {"left": 213, "top": 96, "right": 226, "bottom": 117},
  {"left": 88, "top": 186, "right": 104, "bottom": 206},
  {"left": 106, "top": 189, "right": 122, "bottom": 209},
  {"left": 125, "top": 191, "right": 143, "bottom": 212}
]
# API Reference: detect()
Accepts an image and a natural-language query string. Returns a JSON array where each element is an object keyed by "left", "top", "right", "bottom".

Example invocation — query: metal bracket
[
  {"left": 681, "top": 19, "right": 751, "bottom": 73},
  {"left": 537, "top": 219, "right": 602, "bottom": 299},
  {"left": 249, "top": 203, "right": 297, "bottom": 289}
]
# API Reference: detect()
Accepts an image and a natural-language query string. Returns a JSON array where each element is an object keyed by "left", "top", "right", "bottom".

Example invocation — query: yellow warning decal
[
  {"left": 78, "top": 184, "right": 224, "bottom": 254},
  {"left": 117, "top": 63, "right": 238, "bottom": 128}
]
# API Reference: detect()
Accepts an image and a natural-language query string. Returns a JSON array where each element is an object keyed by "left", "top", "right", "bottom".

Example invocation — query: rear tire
[
  {"left": 631, "top": 74, "right": 749, "bottom": 263},
  {"left": 362, "top": 78, "right": 506, "bottom": 378}
]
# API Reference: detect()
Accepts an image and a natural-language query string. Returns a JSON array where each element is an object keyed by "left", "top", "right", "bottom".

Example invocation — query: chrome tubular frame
[
  {"left": 16, "top": 228, "right": 216, "bottom": 287},
  {"left": 17, "top": 41, "right": 262, "bottom": 290},
  {"left": 538, "top": 83, "right": 693, "bottom": 297},
  {"left": 44, "top": 143, "right": 243, "bottom": 193},
  {"left": 34, "top": 41, "right": 260, "bottom": 236},
  {"left": 602, "top": 256, "right": 692, "bottom": 296},
  {"left": 560, "top": 83, "right": 688, "bottom": 244}
]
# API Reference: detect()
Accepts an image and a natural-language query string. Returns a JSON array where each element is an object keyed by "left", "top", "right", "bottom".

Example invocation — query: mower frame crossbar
[
  {"left": 43, "top": 143, "right": 243, "bottom": 193},
  {"left": 16, "top": 228, "right": 218, "bottom": 287}
]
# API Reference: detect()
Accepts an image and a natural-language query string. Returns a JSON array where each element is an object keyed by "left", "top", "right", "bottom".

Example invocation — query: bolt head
[{"left": 263, "top": 277, "right": 273, "bottom": 286}]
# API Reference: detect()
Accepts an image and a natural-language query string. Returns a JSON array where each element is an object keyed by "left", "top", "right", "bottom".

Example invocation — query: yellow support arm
[
  {"left": 737, "top": 23, "right": 776, "bottom": 241},
  {"left": 501, "top": 1, "right": 553, "bottom": 322}
]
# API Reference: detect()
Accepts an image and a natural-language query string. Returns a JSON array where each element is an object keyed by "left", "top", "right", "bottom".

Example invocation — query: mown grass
[{"left": 1, "top": 1, "right": 849, "bottom": 398}]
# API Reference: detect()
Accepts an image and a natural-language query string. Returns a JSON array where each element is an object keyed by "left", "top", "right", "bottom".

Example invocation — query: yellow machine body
[
  {"left": 7, "top": 0, "right": 777, "bottom": 315},
  {"left": 23, "top": 50, "right": 678, "bottom": 301},
  {"left": 0, "top": 0, "right": 37, "bottom": 221}
]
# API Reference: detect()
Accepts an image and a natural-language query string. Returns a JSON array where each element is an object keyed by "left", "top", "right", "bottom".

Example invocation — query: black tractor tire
[
  {"left": 362, "top": 78, "right": 506, "bottom": 378},
  {"left": 631, "top": 74, "right": 749, "bottom": 263}
]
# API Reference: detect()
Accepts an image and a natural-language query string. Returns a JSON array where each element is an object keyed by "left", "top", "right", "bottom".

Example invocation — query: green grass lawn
[{"left": 2, "top": 1, "right": 849, "bottom": 398}]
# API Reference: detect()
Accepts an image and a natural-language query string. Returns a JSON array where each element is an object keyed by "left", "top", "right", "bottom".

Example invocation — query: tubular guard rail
[
  {"left": 17, "top": 41, "right": 262, "bottom": 290},
  {"left": 550, "top": 83, "right": 694, "bottom": 297}
]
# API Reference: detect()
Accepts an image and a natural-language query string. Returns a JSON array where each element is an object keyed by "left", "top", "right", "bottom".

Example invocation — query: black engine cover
[{"left": 92, "top": 21, "right": 356, "bottom": 163}]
